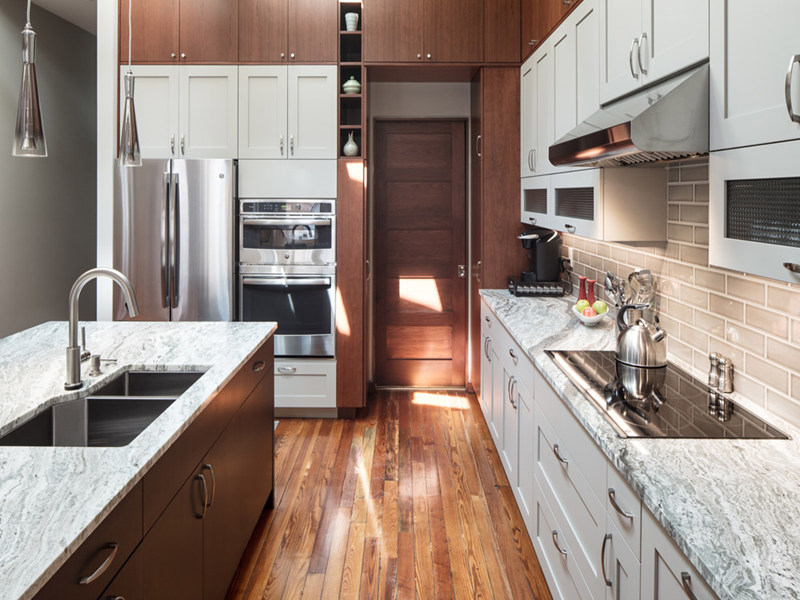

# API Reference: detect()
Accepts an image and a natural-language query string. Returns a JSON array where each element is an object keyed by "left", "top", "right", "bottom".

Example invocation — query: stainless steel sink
[{"left": 0, "top": 371, "right": 205, "bottom": 448}]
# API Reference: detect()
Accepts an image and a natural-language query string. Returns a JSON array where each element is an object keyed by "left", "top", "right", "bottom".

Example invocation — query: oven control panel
[{"left": 241, "top": 201, "right": 333, "bottom": 215}]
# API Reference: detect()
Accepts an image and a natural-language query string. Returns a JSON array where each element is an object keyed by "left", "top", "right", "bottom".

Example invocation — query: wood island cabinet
[
  {"left": 119, "top": 0, "right": 238, "bottom": 64},
  {"left": 239, "top": 0, "right": 338, "bottom": 63}
]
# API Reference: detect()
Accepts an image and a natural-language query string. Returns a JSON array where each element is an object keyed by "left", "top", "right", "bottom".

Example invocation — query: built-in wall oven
[{"left": 238, "top": 199, "right": 336, "bottom": 358}]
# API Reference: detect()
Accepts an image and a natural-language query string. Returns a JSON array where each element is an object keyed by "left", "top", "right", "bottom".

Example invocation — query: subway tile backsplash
[{"left": 562, "top": 158, "right": 800, "bottom": 428}]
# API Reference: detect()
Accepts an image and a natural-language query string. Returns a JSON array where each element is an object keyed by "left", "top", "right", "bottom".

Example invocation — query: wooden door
[
  {"left": 485, "top": 0, "right": 520, "bottom": 63},
  {"left": 288, "top": 0, "right": 338, "bottom": 62},
  {"left": 120, "top": 0, "right": 179, "bottom": 63},
  {"left": 364, "top": 0, "right": 424, "bottom": 62},
  {"left": 178, "top": 0, "right": 238, "bottom": 63},
  {"left": 425, "top": 0, "right": 484, "bottom": 62},
  {"left": 239, "top": 0, "right": 287, "bottom": 63},
  {"left": 374, "top": 120, "right": 467, "bottom": 387}
]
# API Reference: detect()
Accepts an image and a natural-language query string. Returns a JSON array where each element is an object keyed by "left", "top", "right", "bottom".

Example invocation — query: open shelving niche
[{"left": 338, "top": 1, "right": 365, "bottom": 158}]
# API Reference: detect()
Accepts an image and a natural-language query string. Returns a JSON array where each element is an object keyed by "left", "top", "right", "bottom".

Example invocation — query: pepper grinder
[
  {"left": 707, "top": 352, "right": 719, "bottom": 389},
  {"left": 718, "top": 357, "right": 734, "bottom": 393}
]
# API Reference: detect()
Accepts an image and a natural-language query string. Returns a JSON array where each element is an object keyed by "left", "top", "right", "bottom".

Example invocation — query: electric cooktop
[{"left": 547, "top": 350, "right": 789, "bottom": 439}]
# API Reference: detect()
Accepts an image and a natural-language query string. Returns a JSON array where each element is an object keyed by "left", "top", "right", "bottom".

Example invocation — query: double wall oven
[{"left": 238, "top": 200, "right": 336, "bottom": 357}]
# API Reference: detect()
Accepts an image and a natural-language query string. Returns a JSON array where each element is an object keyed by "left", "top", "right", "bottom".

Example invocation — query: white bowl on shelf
[{"left": 572, "top": 304, "right": 608, "bottom": 327}]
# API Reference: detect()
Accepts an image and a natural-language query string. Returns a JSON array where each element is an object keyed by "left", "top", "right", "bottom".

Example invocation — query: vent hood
[{"left": 549, "top": 63, "right": 708, "bottom": 168}]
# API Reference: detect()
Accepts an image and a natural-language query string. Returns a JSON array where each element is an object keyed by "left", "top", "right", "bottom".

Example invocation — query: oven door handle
[
  {"left": 242, "top": 218, "right": 332, "bottom": 227},
  {"left": 242, "top": 278, "right": 332, "bottom": 287}
]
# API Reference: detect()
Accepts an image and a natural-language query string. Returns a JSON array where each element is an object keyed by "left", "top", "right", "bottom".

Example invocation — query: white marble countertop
[
  {"left": 481, "top": 290, "right": 800, "bottom": 600},
  {"left": 0, "top": 320, "right": 276, "bottom": 600}
]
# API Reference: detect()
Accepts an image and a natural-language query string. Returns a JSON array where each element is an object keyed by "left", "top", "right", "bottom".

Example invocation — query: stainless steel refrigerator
[{"left": 113, "top": 159, "right": 235, "bottom": 321}]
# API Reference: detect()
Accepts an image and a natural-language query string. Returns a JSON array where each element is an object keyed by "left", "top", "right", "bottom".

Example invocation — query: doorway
[{"left": 373, "top": 119, "right": 467, "bottom": 387}]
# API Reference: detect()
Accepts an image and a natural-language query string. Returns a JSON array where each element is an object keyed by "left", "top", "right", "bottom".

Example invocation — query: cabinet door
[
  {"left": 521, "top": 175, "right": 551, "bottom": 228},
  {"left": 364, "top": 0, "right": 424, "bottom": 62},
  {"left": 641, "top": 509, "right": 718, "bottom": 600},
  {"left": 422, "top": 0, "right": 483, "bottom": 62},
  {"left": 516, "top": 379, "right": 535, "bottom": 533},
  {"left": 239, "top": 0, "right": 288, "bottom": 63},
  {"left": 574, "top": 0, "right": 600, "bottom": 126},
  {"left": 520, "top": 56, "right": 537, "bottom": 176},
  {"left": 120, "top": 0, "right": 179, "bottom": 63},
  {"left": 710, "top": 0, "right": 800, "bottom": 150},
  {"left": 489, "top": 337, "right": 504, "bottom": 445},
  {"left": 535, "top": 44, "right": 554, "bottom": 175},
  {"left": 599, "top": 0, "right": 643, "bottom": 103},
  {"left": 603, "top": 525, "right": 641, "bottom": 600},
  {"left": 479, "top": 332, "right": 492, "bottom": 420},
  {"left": 501, "top": 365, "right": 519, "bottom": 486},
  {"left": 641, "top": 0, "right": 708, "bottom": 86},
  {"left": 123, "top": 66, "right": 179, "bottom": 159},
  {"left": 178, "top": 0, "right": 238, "bottom": 63},
  {"left": 288, "top": 0, "right": 337, "bottom": 62},
  {"left": 99, "top": 546, "right": 143, "bottom": 600},
  {"left": 179, "top": 66, "right": 238, "bottom": 158},
  {"left": 287, "top": 66, "right": 337, "bottom": 159},
  {"left": 550, "top": 169, "right": 603, "bottom": 240},
  {"left": 238, "top": 376, "right": 275, "bottom": 530},
  {"left": 486, "top": 0, "right": 520, "bottom": 63},
  {"left": 238, "top": 66, "right": 288, "bottom": 159},
  {"left": 552, "top": 25, "right": 576, "bottom": 144},
  {"left": 521, "top": 0, "right": 536, "bottom": 58},
  {"left": 141, "top": 469, "right": 204, "bottom": 600}
]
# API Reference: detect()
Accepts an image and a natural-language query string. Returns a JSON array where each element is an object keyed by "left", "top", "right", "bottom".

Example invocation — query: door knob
[{"left": 458, "top": 265, "right": 466, "bottom": 278}]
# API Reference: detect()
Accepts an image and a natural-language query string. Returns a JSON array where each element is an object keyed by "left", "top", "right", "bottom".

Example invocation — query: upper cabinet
[
  {"left": 238, "top": 66, "right": 337, "bottom": 159},
  {"left": 599, "top": 0, "right": 709, "bottom": 104},
  {"left": 521, "top": 0, "right": 578, "bottom": 61},
  {"left": 709, "top": 0, "right": 800, "bottom": 151},
  {"left": 239, "top": 0, "right": 337, "bottom": 63},
  {"left": 366, "top": 0, "right": 516, "bottom": 63},
  {"left": 122, "top": 66, "right": 238, "bottom": 159},
  {"left": 119, "top": 0, "right": 238, "bottom": 64}
]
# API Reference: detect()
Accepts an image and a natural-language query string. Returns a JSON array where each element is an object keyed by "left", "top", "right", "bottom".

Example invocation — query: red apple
[{"left": 582, "top": 306, "right": 597, "bottom": 317}]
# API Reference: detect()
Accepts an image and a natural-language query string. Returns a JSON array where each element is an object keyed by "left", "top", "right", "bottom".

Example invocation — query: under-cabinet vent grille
[
  {"left": 726, "top": 177, "right": 800, "bottom": 248},
  {"left": 555, "top": 187, "right": 594, "bottom": 220},
  {"left": 524, "top": 188, "right": 547, "bottom": 214}
]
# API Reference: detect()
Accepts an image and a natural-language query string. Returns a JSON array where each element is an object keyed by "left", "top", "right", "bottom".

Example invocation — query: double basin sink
[{"left": 0, "top": 370, "right": 205, "bottom": 448}]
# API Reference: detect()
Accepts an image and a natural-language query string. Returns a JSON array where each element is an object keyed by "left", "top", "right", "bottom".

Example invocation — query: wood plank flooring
[{"left": 227, "top": 390, "right": 553, "bottom": 600}]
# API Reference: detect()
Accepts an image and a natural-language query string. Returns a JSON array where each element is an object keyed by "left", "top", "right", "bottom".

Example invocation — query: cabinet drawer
[
  {"left": 533, "top": 478, "right": 593, "bottom": 600},
  {"left": 607, "top": 465, "right": 642, "bottom": 560},
  {"left": 33, "top": 482, "right": 143, "bottom": 600},
  {"left": 535, "top": 407, "right": 606, "bottom": 599},
  {"left": 535, "top": 370, "right": 605, "bottom": 497},
  {"left": 480, "top": 301, "right": 495, "bottom": 338},
  {"left": 275, "top": 358, "right": 336, "bottom": 409},
  {"left": 499, "top": 330, "right": 533, "bottom": 401}
]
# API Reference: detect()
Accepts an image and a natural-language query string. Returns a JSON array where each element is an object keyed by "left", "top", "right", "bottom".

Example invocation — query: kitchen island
[
  {"left": 0, "top": 320, "right": 276, "bottom": 600},
  {"left": 481, "top": 289, "right": 800, "bottom": 600}
]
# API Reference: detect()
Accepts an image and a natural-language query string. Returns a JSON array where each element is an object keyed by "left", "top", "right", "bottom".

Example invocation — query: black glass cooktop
[{"left": 547, "top": 350, "right": 789, "bottom": 439}]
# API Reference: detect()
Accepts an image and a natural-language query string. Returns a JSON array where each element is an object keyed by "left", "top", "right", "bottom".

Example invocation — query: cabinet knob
[
  {"left": 564, "top": 224, "right": 576, "bottom": 233},
  {"left": 290, "top": 52, "right": 295, "bottom": 59},
  {"left": 426, "top": 53, "right": 432, "bottom": 59},
  {"left": 529, "top": 39, "right": 537, "bottom": 46},
  {"left": 171, "top": 52, "right": 177, "bottom": 58},
  {"left": 281, "top": 52, "right": 285, "bottom": 58},
  {"left": 180, "top": 52, "right": 186, "bottom": 59},
  {"left": 417, "top": 53, "right": 422, "bottom": 59},
  {"left": 784, "top": 262, "right": 800, "bottom": 273}
]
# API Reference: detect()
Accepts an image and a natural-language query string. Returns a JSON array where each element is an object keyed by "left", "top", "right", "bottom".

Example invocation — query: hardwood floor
[{"left": 227, "top": 390, "right": 553, "bottom": 600}]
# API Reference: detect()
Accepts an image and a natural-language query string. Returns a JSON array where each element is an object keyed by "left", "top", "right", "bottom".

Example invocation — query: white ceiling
[{"left": 33, "top": 0, "right": 96, "bottom": 35}]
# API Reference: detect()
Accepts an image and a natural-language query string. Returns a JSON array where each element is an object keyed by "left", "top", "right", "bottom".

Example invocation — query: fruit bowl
[{"left": 572, "top": 304, "right": 608, "bottom": 327}]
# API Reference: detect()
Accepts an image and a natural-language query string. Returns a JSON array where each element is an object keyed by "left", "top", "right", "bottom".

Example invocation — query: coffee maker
[{"left": 507, "top": 226, "right": 567, "bottom": 296}]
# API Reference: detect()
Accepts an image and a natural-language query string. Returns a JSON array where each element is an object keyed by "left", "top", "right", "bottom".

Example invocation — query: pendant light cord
[
  {"left": 128, "top": 0, "right": 132, "bottom": 70},
  {"left": 26, "top": 0, "right": 31, "bottom": 25}
]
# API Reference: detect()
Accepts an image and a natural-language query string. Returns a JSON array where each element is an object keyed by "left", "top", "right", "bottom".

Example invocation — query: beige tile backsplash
[{"left": 562, "top": 158, "right": 800, "bottom": 428}]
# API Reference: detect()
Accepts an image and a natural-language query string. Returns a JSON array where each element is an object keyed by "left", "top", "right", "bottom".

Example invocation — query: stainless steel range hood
[{"left": 549, "top": 63, "right": 708, "bottom": 168}]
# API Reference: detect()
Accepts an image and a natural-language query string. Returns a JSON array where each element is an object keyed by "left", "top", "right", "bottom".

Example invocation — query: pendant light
[
  {"left": 118, "top": 0, "right": 141, "bottom": 166},
  {"left": 12, "top": 0, "right": 46, "bottom": 157}
]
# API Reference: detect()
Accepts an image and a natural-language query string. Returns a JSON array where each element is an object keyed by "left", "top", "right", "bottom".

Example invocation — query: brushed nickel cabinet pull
[
  {"left": 201, "top": 463, "right": 216, "bottom": 507},
  {"left": 608, "top": 488, "right": 634, "bottom": 520},
  {"left": 252, "top": 360, "right": 266, "bottom": 372},
  {"left": 786, "top": 55, "right": 800, "bottom": 123},
  {"left": 681, "top": 572, "right": 699, "bottom": 600},
  {"left": 553, "top": 443, "right": 568, "bottom": 466},
  {"left": 195, "top": 473, "right": 208, "bottom": 519},
  {"left": 629, "top": 38, "right": 639, "bottom": 79},
  {"left": 552, "top": 530, "right": 568, "bottom": 557},
  {"left": 784, "top": 262, "right": 800, "bottom": 273},
  {"left": 638, "top": 33, "right": 648, "bottom": 75},
  {"left": 601, "top": 533, "right": 612, "bottom": 587},
  {"left": 79, "top": 543, "right": 119, "bottom": 584}
]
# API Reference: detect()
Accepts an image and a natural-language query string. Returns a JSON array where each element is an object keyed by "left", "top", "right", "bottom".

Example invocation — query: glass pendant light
[
  {"left": 12, "top": 0, "right": 46, "bottom": 157},
  {"left": 119, "top": 0, "right": 141, "bottom": 166}
]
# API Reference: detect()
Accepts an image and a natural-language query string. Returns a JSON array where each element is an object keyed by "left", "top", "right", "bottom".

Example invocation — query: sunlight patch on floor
[{"left": 411, "top": 391, "right": 470, "bottom": 410}]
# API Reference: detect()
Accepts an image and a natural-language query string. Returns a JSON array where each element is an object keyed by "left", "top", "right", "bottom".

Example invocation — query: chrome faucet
[{"left": 65, "top": 268, "right": 140, "bottom": 390}]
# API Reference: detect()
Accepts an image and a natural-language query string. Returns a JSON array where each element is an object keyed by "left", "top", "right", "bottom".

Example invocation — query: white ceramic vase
[
  {"left": 345, "top": 12, "right": 359, "bottom": 31},
  {"left": 342, "top": 76, "right": 361, "bottom": 94},
  {"left": 343, "top": 132, "right": 359, "bottom": 156}
]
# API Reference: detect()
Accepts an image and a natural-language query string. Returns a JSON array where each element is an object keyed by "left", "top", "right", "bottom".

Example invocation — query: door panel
[
  {"left": 644, "top": 0, "right": 708, "bottom": 85},
  {"left": 120, "top": 0, "right": 179, "bottom": 63},
  {"left": 179, "top": 67, "right": 238, "bottom": 158},
  {"left": 425, "top": 0, "right": 484, "bottom": 62},
  {"left": 123, "top": 66, "right": 179, "bottom": 159},
  {"left": 179, "top": 0, "right": 238, "bottom": 63},
  {"left": 288, "top": 0, "right": 338, "bottom": 62},
  {"left": 238, "top": 66, "right": 288, "bottom": 159},
  {"left": 599, "top": 0, "right": 643, "bottom": 103},
  {"left": 288, "top": 66, "right": 337, "bottom": 159},
  {"left": 364, "top": 0, "right": 424, "bottom": 62},
  {"left": 374, "top": 120, "right": 467, "bottom": 387},
  {"left": 485, "top": 0, "right": 520, "bottom": 63},
  {"left": 239, "top": 0, "right": 287, "bottom": 62}
]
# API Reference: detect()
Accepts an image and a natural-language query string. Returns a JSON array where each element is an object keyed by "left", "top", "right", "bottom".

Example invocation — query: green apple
[
  {"left": 575, "top": 299, "right": 590, "bottom": 313},
  {"left": 592, "top": 300, "right": 608, "bottom": 314}
]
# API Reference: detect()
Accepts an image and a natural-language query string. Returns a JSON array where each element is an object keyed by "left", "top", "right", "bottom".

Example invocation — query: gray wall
[{"left": 0, "top": 2, "right": 97, "bottom": 337}]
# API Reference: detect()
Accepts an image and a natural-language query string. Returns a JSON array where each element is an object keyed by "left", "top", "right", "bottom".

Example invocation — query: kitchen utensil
[
  {"left": 604, "top": 271, "right": 629, "bottom": 307},
  {"left": 615, "top": 303, "right": 667, "bottom": 367},
  {"left": 628, "top": 270, "right": 655, "bottom": 304}
]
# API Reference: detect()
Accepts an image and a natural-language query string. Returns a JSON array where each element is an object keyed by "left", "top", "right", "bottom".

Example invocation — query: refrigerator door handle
[
  {"left": 161, "top": 171, "right": 170, "bottom": 308},
  {"left": 169, "top": 173, "right": 180, "bottom": 309}
]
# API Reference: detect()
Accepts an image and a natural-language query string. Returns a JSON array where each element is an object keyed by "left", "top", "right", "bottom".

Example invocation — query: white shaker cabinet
[
  {"left": 520, "top": 41, "right": 554, "bottom": 177},
  {"left": 641, "top": 508, "right": 719, "bottom": 600},
  {"left": 521, "top": 54, "right": 537, "bottom": 177},
  {"left": 599, "top": 0, "right": 709, "bottom": 104},
  {"left": 238, "top": 65, "right": 337, "bottom": 160},
  {"left": 122, "top": 66, "right": 237, "bottom": 160},
  {"left": 709, "top": 0, "right": 800, "bottom": 150}
]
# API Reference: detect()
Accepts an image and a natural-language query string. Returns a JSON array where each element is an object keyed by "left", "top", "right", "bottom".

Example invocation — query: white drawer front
[
  {"left": 607, "top": 465, "right": 642, "bottom": 560},
  {"left": 274, "top": 359, "right": 336, "bottom": 408}
]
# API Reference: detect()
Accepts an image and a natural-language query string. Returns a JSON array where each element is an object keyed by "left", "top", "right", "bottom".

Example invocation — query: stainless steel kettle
[{"left": 615, "top": 303, "right": 667, "bottom": 368}]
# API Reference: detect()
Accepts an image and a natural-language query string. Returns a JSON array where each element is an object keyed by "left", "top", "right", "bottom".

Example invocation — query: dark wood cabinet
[
  {"left": 469, "top": 68, "right": 528, "bottom": 393},
  {"left": 521, "top": 0, "right": 536, "bottom": 59},
  {"left": 99, "top": 544, "right": 143, "bottom": 600},
  {"left": 336, "top": 158, "right": 367, "bottom": 408},
  {"left": 363, "top": 0, "right": 424, "bottom": 62},
  {"left": 239, "top": 0, "right": 337, "bottom": 63},
  {"left": 485, "top": 0, "right": 520, "bottom": 63},
  {"left": 425, "top": 0, "right": 484, "bottom": 62},
  {"left": 522, "top": 0, "right": 583, "bottom": 60},
  {"left": 120, "top": 0, "right": 237, "bottom": 64}
]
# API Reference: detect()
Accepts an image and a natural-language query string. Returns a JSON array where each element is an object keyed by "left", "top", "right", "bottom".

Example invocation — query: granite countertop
[
  {"left": 480, "top": 289, "right": 800, "bottom": 600},
  {"left": 0, "top": 320, "right": 276, "bottom": 600}
]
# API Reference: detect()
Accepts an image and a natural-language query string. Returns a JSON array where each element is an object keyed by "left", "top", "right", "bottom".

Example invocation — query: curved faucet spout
[{"left": 66, "top": 267, "right": 140, "bottom": 390}]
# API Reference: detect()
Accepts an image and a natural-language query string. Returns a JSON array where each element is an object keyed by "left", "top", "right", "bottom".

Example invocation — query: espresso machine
[{"left": 507, "top": 226, "right": 568, "bottom": 296}]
